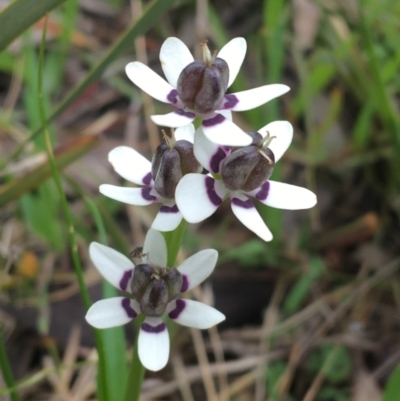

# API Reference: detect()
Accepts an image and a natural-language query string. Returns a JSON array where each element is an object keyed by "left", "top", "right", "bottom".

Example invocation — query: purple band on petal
[
  {"left": 222, "top": 94, "right": 239, "bottom": 109},
  {"left": 255, "top": 181, "right": 270, "bottom": 201},
  {"left": 175, "top": 109, "right": 196, "bottom": 119},
  {"left": 231, "top": 197, "right": 254, "bottom": 209},
  {"left": 203, "top": 113, "right": 225, "bottom": 127},
  {"left": 159, "top": 204, "right": 179, "bottom": 213},
  {"left": 168, "top": 299, "right": 186, "bottom": 320},
  {"left": 167, "top": 89, "right": 178, "bottom": 104},
  {"left": 142, "top": 172, "right": 152, "bottom": 185},
  {"left": 122, "top": 298, "right": 137, "bottom": 319},
  {"left": 119, "top": 269, "right": 133, "bottom": 291},
  {"left": 180, "top": 275, "right": 189, "bottom": 293},
  {"left": 142, "top": 187, "right": 156, "bottom": 201},
  {"left": 142, "top": 322, "right": 166, "bottom": 333},
  {"left": 205, "top": 176, "right": 222, "bottom": 206},
  {"left": 210, "top": 147, "right": 227, "bottom": 173}
]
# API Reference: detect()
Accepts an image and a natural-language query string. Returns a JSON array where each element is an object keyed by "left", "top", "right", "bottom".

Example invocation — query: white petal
[
  {"left": 151, "top": 110, "right": 195, "bottom": 128},
  {"left": 202, "top": 114, "right": 252, "bottom": 146},
  {"left": 254, "top": 181, "right": 317, "bottom": 210},
  {"left": 160, "top": 37, "right": 194, "bottom": 88},
  {"left": 125, "top": 62, "right": 175, "bottom": 104},
  {"left": 138, "top": 317, "right": 169, "bottom": 371},
  {"left": 218, "top": 109, "right": 232, "bottom": 121},
  {"left": 89, "top": 242, "right": 134, "bottom": 291},
  {"left": 85, "top": 297, "right": 139, "bottom": 329},
  {"left": 143, "top": 228, "right": 167, "bottom": 266},
  {"left": 175, "top": 174, "right": 227, "bottom": 223},
  {"left": 108, "top": 146, "right": 151, "bottom": 185},
  {"left": 177, "top": 249, "right": 218, "bottom": 292},
  {"left": 99, "top": 184, "right": 157, "bottom": 205},
  {"left": 174, "top": 124, "right": 195, "bottom": 142},
  {"left": 194, "top": 127, "right": 229, "bottom": 173},
  {"left": 217, "top": 37, "right": 246, "bottom": 88},
  {"left": 152, "top": 206, "right": 183, "bottom": 232},
  {"left": 225, "top": 84, "right": 290, "bottom": 112},
  {"left": 258, "top": 121, "right": 293, "bottom": 162},
  {"left": 167, "top": 299, "right": 225, "bottom": 329},
  {"left": 230, "top": 196, "right": 273, "bottom": 241}
]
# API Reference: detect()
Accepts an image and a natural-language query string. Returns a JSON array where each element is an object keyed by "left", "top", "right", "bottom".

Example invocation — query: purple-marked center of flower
[
  {"left": 210, "top": 147, "right": 228, "bottom": 173},
  {"left": 142, "top": 172, "right": 152, "bottom": 185},
  {"left": 223, "top": 94, "right": 239, "bottom": 109},
  {"left": 142, "top": 322, "right": 166, "bottom": 333},
  {"left": 167, "top": 89, "right": 178, "bottom": 104},
  {"left": 203, "top": 113, "right": 225, "bottom": 127},
  {"left": 142, "top": 187, "right": 157, "bottom": 201},
  {"left": 168, "top": 299, "right": 186, "bottom": 320},
  {"left": 205, "top": 176, "right": 222, "bottom": 206},
  {"left": 159, "top": 204, "right": 179, "bottom": 213},
  {"left": 174, "top": 109, "right": 196, "bottom": 119},
  {"left": 231, "top": 197, "right": 253, "bottom": 209},
  {"left": 122, "top": 298, "right": 137, "bottom": 318},
  {"left": 119, "top": 269, "right": 133, "bottom": 291},
  {"left": 255, "top": 181, "right": 270, "bottom": 201},
  {"left": 180, "top": 275, "right": 189, "bottom": 292}
]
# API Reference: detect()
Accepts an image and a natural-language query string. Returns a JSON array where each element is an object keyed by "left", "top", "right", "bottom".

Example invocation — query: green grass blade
[
  {"left": 84, "top": 198, "right": 128, "bottom": 400},
  {"left": 0, "top": 330, "right": 21, "bottom": 401},
  {"left": 383, "top": 366, "right": 400, "bottom": 401},
  {"left": 0, "top": 0, "right": 67, "bottom": 52},
  {"left": 1, "top": 0, "right": 174, "bottom": 169}
]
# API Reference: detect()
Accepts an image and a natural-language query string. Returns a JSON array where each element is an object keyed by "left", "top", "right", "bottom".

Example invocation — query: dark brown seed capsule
[
  {"left": 151, "top": 139, "right": 201, "bottom": 199},
  {"left": 131, "top": 264, "right": 183, "bottom": 317},
  {"left": 177, "top": 58, "right": 229, "bottom": 114},
  {"left": 221, "top": 147, "right": 275, "bottom": 192}
]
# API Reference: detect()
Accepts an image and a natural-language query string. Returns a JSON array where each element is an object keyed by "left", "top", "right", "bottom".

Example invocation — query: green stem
[
  {"left": 163, "top": 219, "right": 188, "bottom": 266},
  {"left": 38, "top": 16, "right": 109, "bottom": 401},
  {"left": 0, "top": 330, "right": 21, "bottom": 401},
  {"left": 124, "top": 317, "right": 146, "bottom": 401}
]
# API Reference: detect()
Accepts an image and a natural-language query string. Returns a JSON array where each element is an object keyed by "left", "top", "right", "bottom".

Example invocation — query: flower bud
[
  {"left": 221, "top": 131, "right": 275, "bottom": 192},
  {"left": 177, "top": 57, "right": 229, "bottom": 114},
  {"left": 151, "top": 139, "right": 201, "bottom": 199},
  {"left": 131, "top": 264, "right": 183, "bottom": 317}
]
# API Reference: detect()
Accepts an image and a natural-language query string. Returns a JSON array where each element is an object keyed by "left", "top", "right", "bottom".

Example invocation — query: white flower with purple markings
[
  {"left": 175, "top": 121, "right": 317, "bottom": 241},
  {"left": 85, "top": 229, "right": 224, "bottom": 372},
  {"left": 100, "top": 125, "right": 200, "bottom": 232},
  {"left": 125, "top": 37, "right": 289, "bottom": 147}
]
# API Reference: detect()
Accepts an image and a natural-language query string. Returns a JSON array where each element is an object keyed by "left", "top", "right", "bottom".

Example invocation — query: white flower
[
  {"left": 100, "top": 125, "right": 195, "bottom": 232},
  {"left": 85, "top": 229, "right": 225, "bottom": 372},
  {"left": 175, "top": 121, "right": 317, "bottom": 241},
  {"left": 125, "top": 37, "right": 289, "bottom": 147}
]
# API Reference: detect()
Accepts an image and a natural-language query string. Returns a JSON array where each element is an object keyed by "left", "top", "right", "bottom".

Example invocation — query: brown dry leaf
[
  {"left": 293, "top": 0, "right": 321, "bottom": 50},
  {"left": 352, "top": 368, "right": 382, "bottom": 401}
]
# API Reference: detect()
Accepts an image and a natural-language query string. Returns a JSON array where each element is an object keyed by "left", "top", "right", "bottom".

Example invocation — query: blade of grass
[
  {"left": 1, "top": 0, "right": 174, "bottom": 170},
  {"left": 84, "top": 198, "right": 128, "bottom": 401},
  {"left": 0, "top": 330, "right": 21, "bottom": 401},
  {"left": 383, "top": 366, "right": 400, "bottom": 401},
  {"left": 37, "top": 15, "right": 110, "bottom": 401},
  {"left": 0, "top": 0, "right": 67, "bottom": 52}
]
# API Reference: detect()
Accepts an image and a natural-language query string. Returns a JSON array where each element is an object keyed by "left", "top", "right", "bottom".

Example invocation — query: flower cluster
[{"left": 86, "top": 37, "right": 317, "bottom": 371}]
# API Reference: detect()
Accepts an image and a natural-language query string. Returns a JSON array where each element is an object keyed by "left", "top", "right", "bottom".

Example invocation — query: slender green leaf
[
  {"left": 0, "top": 0, "right": 67, "bottom": 52},
  {"left": 85, "top": 198, "right": 128, "bottom": 401},
  {"left": 383, "top": 366, "right": 400, "bottom": 401},
  {"left": 0, "top": 330, "right": 21, "bottom": 401}
]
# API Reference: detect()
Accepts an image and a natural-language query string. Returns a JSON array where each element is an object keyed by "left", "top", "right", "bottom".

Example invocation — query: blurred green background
[{"left": 1, "top": 0, "right": 400, "bottom": 400}]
